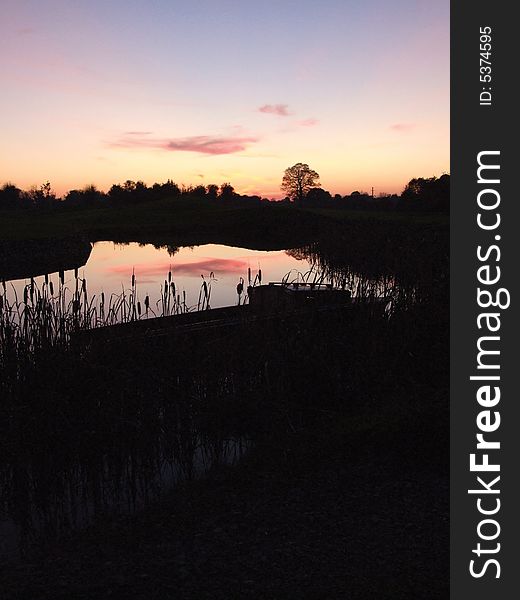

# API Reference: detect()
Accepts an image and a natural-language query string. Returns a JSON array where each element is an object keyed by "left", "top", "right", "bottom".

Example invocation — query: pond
[{"left": 4, "top": 241, "right": 317, "bottom": 312}]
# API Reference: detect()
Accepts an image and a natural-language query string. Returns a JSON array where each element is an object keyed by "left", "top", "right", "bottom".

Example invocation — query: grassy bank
[{"left": 0, "top": 198, "right": 447, "bottom": 245}]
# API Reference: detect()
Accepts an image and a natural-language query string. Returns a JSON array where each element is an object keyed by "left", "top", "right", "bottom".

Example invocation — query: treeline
[
  {"left": 0, "top": 174, "right": 449, "bottom": 212},
  {"left": 0, "top": 180, "right": 261, "bottom": 211},
  {"left": 295, "top": 174, "right": 449, "bottom": 212}
]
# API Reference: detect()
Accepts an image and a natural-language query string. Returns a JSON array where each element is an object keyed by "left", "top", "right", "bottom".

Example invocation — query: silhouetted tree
[
  {"left": 189, "top": 184, "right": 207, "bottom": 200},
  {"left": 64, "top": 185, "right": 105, "bottom": 208},
  {"left": 219, "top": 183, "right": 235, "bottom": 201},
  {"left": 108, "top": 180, "right": 150, "bottom": 204},
  {"left": 281, "top": 163, "right": 320, "bottom": 203},
  {"left": 151, "top": 180, "right": 181, "bottom": 199},
  {"left": 0, "top": 183, "right": 23, "bottom": 209},
  {"left": 206, "top": 184, "right": 219, "bottom": 201},
  {"left": 304, "top": 187, "right": 332, "bottom": 207},
  {"left": 24, "top": 181, "right": 57, "bottom": 209},
  {"left": 400, "top": 175, "right": 449, "bottom": 211}
]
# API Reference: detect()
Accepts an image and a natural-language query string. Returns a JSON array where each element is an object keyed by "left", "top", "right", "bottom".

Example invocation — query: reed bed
[
  {"left": 0, "top": 266, "right": 227, "bottom": 373},
  {"left": 0, "top": 265, "right": 261, "bottom": 556}
]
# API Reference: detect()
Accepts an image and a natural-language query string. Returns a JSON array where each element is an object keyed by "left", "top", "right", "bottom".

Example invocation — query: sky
[{"left": 0, "top": 0, "right": 449, "bottom": 198}]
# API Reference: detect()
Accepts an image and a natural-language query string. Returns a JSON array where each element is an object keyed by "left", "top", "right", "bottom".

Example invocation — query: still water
[{"left": 6, "top": 241, "right": 314, "bottom": 310}]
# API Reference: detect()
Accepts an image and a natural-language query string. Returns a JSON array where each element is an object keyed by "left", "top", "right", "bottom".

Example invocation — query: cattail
[
  {"left": 137, "top": 301, "right": 141, "bottom": 316},
  {"left": 82, "top": 279, "right": 86, "bottom": 294},
  {"left": 44, "top": 273, "right": 49, "bottom": 286},
  {"left": 258, "top": 269, "right": 262, "bottom": 284},
  {"left": 49, "top": 281, "right": 54, "bottom": 296},
  {"left": 74, "top": 268, "right": 78, "bottom": 280},
  {"left": 144, "top": 295, "right": 149, "bottom": 310},
  {"left": 23, "top": 287, "right": 28, "bottom": 304},
  {"left": 132, "top": 270, "right": 135, "bottom": 288},
  {"left": 171, "top": 282, "right": 175, "bottom": 296},
  {"left": 59, "top": 270, "right": 64, "bottom": 285},
  {"left": 168, "top": 269, "right": 172, "bottom": 283},
  {"left": 101, "top": 292, "right": 105, "bottom": 305},
  {"left": 248, "top": 267, "right": 251, "bottom": 286}
]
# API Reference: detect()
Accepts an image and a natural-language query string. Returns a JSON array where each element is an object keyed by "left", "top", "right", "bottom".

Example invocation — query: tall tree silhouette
[{"left": 281, "top": 163, "right": 320, "bottom": 203}]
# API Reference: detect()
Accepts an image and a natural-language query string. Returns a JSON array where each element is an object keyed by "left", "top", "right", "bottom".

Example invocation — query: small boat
[{"left": 247, "top": 281, "right": 352, "bottom": 311}]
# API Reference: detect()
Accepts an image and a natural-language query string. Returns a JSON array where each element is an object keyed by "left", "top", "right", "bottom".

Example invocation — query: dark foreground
[
  {"left": 0, "top": 214, "right": 449, "bottom": 598},
  {"left": 1, "top": 421, "right": 448, "bottom": 600}
]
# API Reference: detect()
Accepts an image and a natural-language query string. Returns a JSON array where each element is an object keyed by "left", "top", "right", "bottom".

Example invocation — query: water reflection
[
  {"left": 4, "top": 242, "right": 313, "bottom": 311},
  {"left": 1, "top": 435, "right": 247, "bottom": 559}
]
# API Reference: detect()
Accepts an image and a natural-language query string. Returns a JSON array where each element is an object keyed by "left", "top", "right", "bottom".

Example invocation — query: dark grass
[{"left": 0, "top": 198, "right": 447, "bottom": 245}]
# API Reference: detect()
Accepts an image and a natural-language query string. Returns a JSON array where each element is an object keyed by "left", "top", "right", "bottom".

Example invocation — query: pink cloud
[
  {"left": 173, "top": 259, "right": 248, "bottom": 276},
  {"left": 105, "top": 263, "right": 171, "bottom": 279},
  {"left": 390, "top": 123, "right": 416, "bottom": 132},
  {"left": 258, "top": 104, "right": 291, "bottom": 116},
  {"left": 106, "top": 258, "right": 249, "bottom": 279},
  {"left": 166, "top": 136, "right": 257, "bottom": 155},
  {"left": 297, "top": 118, "right": 319, "bottom": 127},
  {"left": 111, "top": 134, "right": 258, "bottom": 155}
]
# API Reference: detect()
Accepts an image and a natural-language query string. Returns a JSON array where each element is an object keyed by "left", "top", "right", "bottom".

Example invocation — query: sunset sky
[{"left": 0, "top": 0, "right": 449, "bottom": 199}]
